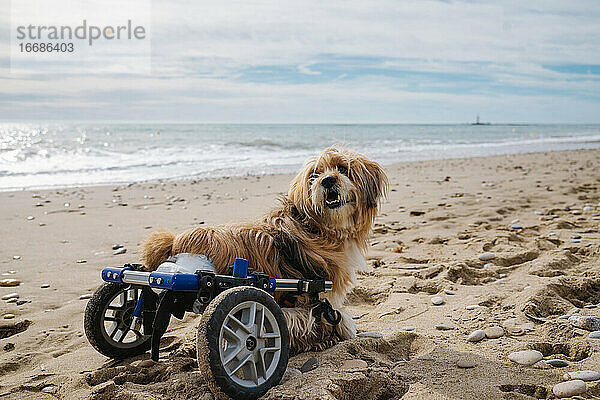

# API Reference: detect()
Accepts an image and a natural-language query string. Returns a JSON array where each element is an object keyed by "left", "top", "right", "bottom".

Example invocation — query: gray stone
[
  {"left": 569, "top": 315, "right": 600, "bottom": 331},
  {"left": 3, "top": 314, "right": 15, "bottom": 319},
  {"left": 401, "top": 326, "right": 416, "bottom": 331},
  {"left": 443, "top": 289, "right": 456, "bottom": 295},
  {"left": 478, "top": 252, "right": 496, "bottom": 261},
  {"left": 79, "top": 294, "right": 93, "bottom": 300},
  {"left": 40, "top": 284, "right": 50, "bottom": 288},
  {"left": 300, "top": 357, "right": 319, "bottom": 373},
  {"left": 26, "top": 215, "right": 35, "bottom": 220},
  {"left": 1, "top": 293, "right": 19, "bottom": 301},
  {"left": 483, "top": 262, "right": 494, "bottom": 269},
  {"left": 510, "top": 224, "right": 523, "bottom": 230},
  {"left": 572, "top": 234, "right": 582, "bottom": 239},
  {"left": 563, "top": 371, "right": 600, "bottom": 382},
  {"left": 113, "top": 248, "right": 127, "bottom": 255},
  {"left": 508, "top": 350, "right": 543, "bottom": 365},
  {"left": 583, "top": 206, "right": 594, "bottom": 212},
  {"left": 484, "top": 326, "right": 504, "bottom": 339},
  {"left": 357, "top": 331, "right": 383, "bottom": 338},
  {"left": 456, "top": 359, "right": 476, "bottom": 368},
  {"left": 545, "top": 359, "right": 568, "bottom": 367},
  {"left": 431, "top": 296, "right": 445, "bottom": 305},
  {"left": 465, "top": 305, "right": 479, "bottom": 310},
  {"left": 553, "top": 380, "right": 586, "bottom": 398},
  {"left": 280, "top": 367, "right": 302, "bottom": 383},
  {"left": 435, "top": 324, "right": 454, "bottom": 331},
  {"left": 16, "top": 299, "right": 31, "bottom": 306},
  {"left": 589, "top": 331, "right": 600, "bottom": 339},
  {"left": 76, "top": 259, "right": 87, "bottom": 264},
  {"left": 112, "top": 244, "right": 123, "bottom": 250},
  {"left": 467, "top": 329, "right": 485, "bottom": 342}
]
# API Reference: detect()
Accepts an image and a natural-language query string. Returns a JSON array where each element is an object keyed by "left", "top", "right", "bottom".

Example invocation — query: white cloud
[{"left": 1, "top": 0, "right": 599, "bottom": 121}]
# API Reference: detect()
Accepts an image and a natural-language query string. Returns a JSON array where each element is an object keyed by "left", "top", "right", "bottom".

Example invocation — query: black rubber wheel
[
  {"left": 84, "top": 282, "right": 151, "bottom": 359},
  {"left": 197, "top": 287, "right": 290, "bottom": 400}
]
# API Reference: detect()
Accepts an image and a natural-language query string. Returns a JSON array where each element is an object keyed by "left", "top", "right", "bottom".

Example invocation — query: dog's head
[{"left": 288, "top": 148, "right": 388, "bottom": 240}]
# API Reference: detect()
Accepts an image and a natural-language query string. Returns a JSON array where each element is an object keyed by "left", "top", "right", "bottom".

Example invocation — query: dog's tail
[{"left": 140, "top": 229, "right": 175, "bottom": 271}]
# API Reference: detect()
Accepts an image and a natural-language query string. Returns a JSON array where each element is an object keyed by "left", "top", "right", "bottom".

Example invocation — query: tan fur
[{"left": 140, "top": 147, "right": 387, "bottom": 353}]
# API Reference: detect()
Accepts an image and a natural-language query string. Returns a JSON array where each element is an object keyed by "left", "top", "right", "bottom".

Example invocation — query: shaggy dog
[{"left": 140, "top": 147, "right": 387, "bottom": 353}]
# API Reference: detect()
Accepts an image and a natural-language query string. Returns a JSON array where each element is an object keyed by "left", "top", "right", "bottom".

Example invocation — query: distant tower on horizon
[{"left": 471, "top": 114, "right": 490, "bottom": 125}]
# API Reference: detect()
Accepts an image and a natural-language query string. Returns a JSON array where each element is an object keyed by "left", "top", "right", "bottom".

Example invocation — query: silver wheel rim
[
  {"left": 100, "top": 286, "right": 147, "bottom": 348},
  {"left": 218, "top": 300, "right": 282, "bottom": 388}
]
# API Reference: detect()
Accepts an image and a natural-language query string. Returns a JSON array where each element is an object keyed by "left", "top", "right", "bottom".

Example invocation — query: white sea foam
[{"left": 1, "top": 122, "right": 599, "bottom": 191}]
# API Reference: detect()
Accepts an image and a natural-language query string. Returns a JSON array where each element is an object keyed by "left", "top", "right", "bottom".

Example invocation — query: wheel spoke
[
  {"left": 229, "top": 353, "right": 252, "bottom": 376},
  {"left": 222, "top": 324, "right": 243, "bottom": 343},
  {"left": 222, "top": 344, "right": 244, "bottom": 365},
  {"left": 256, "top": 304, "right": 265, "bottom": 338},
  {"left": 104, "top": 316, "right": 117, "bottom": 321},
  {"left": 246, "top": 302, "right": 257, "bottom": 328},
  {"left": 227, "top": 315, "right": 252, "bottom": 335}
]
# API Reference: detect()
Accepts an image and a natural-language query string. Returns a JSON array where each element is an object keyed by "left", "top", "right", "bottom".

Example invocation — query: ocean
[{"left": 1, "top": 122, "right": 599, "bottom": 191}]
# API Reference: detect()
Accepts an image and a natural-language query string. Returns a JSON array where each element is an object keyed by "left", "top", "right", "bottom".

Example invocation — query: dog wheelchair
[{"left": 84, "top": 254, "right": 335, "bottom": 399}]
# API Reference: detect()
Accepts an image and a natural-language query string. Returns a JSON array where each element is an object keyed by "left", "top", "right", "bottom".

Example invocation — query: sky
[{"left": 0, "top": 0, "right": 599, "bottom": 123}]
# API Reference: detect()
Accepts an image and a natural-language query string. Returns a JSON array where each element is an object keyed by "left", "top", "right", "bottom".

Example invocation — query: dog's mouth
[{"left": 324, "top": 189, "right": 342, "bottom": 209}]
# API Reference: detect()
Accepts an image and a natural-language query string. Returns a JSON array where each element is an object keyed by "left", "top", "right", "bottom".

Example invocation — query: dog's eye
[{"left": 336, "top": 165, "right": 348, "bottom": 175}]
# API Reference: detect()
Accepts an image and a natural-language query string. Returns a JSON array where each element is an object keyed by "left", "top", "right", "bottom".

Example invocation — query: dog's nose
[{"left": 321, "top": 176, "right": 336, "bottom": 189}]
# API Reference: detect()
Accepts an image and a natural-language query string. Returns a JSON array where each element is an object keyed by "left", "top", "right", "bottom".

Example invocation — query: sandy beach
[{"left": 1, "top": 148, "right": 600, "bottom": 399}]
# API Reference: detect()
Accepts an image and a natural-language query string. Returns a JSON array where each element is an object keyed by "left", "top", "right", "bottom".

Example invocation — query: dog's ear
[
  {"left": 288, "top": 161, "right": 312, "bottom": 215},
  {"left": 361, "top": 159, "right": 388, "bottom": 209}
]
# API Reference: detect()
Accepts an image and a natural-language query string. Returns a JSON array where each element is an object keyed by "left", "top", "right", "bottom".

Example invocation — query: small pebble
[
  {"left": 571, "top": 210, "right": 582, "bottom": 215},
  {"left": 1, "top": 293, "right": 19, "bottom": 301},
  {"left": 569, "top": 315, "right": 600, "bottom": 331},
  {"left": 478, "top": 252, "right": 496, "bottom": 261},
  {"left": 76, "top": 259, "right": 87, "bottom": 264},
  {"left": 511, "top": 219, "right": 520, "bottom": 224},
  {"left": 12, "top": 256, "right": 20, "bottom": 260},
  {"left": 6, "top": 298, "right": 17, "bottom": 303},
  {"left": 41, "top": 284, "right": 50, "bottom": 288},
  {"left": 583, "top": 206, "right": 593, "bottom": 212},
  {"left": 41, "top": 385, "right": 56, "bottom": 393},
  {"left": 443, "top": 289, "right": 456, "bottom": 295},
  {"left": 589, "top": 331, "right": 600, "bottom": 339},
  {"left": 563, "top": 371, "right": 600, "bottom": 381},
  {"left": 510, "top": 224, "right": 523, "bottom": 230},
  {"left": 341, "top": 359, "right": 368, "bottom": 370},
  {"left": 484, "top": 326, "right": 504, "bottom": 339},
  {"left": 435, "top": 324, "right": 454, "bottom": 331},
  {"left": 584, "top": 304, "right": 597, "bottom": 309},
  {"left": 112, "top": 244, "right": 123, "bottom": 250},
  {"left": 571, "top": 239, "right": 581, "bottom": 243},
  {"left": 456, "top": 359, "right": 476, "bottom": 368},
  {"left": 553, "top": 380, "right": 586, "bottom": 398},
  {"left": 545, "top": 359, "right": 569, "bottom": 368},
  {"left": 483, "top": 262, "right": 494, "bottom": 269},
  {"left": 26, "top": 216, "right": 35, "bottom": 220},
  {"left": 79, "top": 294, "right": 93, "bottom": 300},
  {"left": 465, "top": 305, "right": 479, "bottom": 310},
  {"left": 0, "top": 279, "right": 21, "bottom": 287},
  {"left": 572, "top": 234, "right": 582, "bottom": 239},
  {"left": 357, "top": 331, "right": 383, "bottom": 338},
  {"left": 281, "top": 367, "right": 302, "bottom": 383},
  {"left": 431, "top": 296, "right": 444, "bottom": 305},
  {"left": 508, "top": 350, "right": 543, "bottom": 365},
  {"left": 300, "top": 357, "right": 319, "bottom": 373},
  {"left": 401, "top": 326, "right": 416, "bottom": 331},
  {"left": 3, "top": 314, "right": 16, "bottom": 319},
  {"left": 113, "top": 248, "right": 127, "bottom": 255},
  {"left": 16, "top": 299, "right": 31, "bottom": 306},
  {"left": 467, "top": 329, "right": 485, "bottom": 342}
]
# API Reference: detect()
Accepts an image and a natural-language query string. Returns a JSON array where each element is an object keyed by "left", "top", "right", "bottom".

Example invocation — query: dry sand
[{"left": 1, "top": 149, "right": 600, "bottom": 399}]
